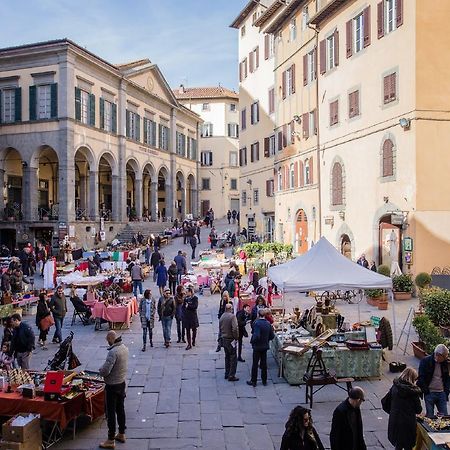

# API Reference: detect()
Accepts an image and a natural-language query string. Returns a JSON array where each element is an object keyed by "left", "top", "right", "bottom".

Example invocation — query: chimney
[{"left": 179, "top": 84, "right": 185, "bottom": 93}]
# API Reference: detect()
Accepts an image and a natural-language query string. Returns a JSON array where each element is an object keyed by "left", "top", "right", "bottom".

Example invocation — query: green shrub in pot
[
  {"left": 412, "top": 314, "right": 450, "bottom": 355},
  {"left": 365, "top": 289, "right": 384, "bottom": 298},
  {"left": 415, "top": 272, "right": 432, "bottom": 289},
  {"left": 422, "top": 287, "right": 450, "bottom": 326},
  {"left": 377, "top": 265, "right": 391, "bottom": 277},
  {"left": 392, "top": 274, "right": 413, "bottom": 293}
]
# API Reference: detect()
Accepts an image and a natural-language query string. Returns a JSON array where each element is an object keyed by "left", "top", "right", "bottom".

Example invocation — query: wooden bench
[{"left": 304, "top": 376, "right": 354, "bottom": 408}]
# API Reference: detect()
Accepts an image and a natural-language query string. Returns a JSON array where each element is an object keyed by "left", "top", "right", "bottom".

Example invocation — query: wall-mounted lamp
[
  {"left": 291, "top": 131, "right": 302, "bottom": 139},
  {"left": 246, "top": 179, "right": 252, "bottom": 186},
  {"left": 293, "top": 115, "right": 302, "bottom": 124},
  {"left": 399, "top": 118, "right": 411, "bottom": 130},
  {"left": 383, "top": 196, "right": 389, "bottom": 203}
]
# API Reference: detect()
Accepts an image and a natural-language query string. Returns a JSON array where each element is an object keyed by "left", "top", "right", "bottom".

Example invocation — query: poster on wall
[{"left": 69, "top": 226, "right": 75, "bottom": 238}]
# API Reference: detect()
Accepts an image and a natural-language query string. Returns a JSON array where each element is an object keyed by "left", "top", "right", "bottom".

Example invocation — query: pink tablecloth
[{"left": 92, "top": 297, "right": 138, "bottom": 328}]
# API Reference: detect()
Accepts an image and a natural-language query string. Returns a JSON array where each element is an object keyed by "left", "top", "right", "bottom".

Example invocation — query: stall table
[{"left": 92, "top": 297, "right": 138, "bottom": 329}]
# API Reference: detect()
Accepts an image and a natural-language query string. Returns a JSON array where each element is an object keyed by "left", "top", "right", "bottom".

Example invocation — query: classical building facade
[
  {"left": 231, "top": 0, "right": 276, "bottom": 241},
  {"left": 0, "top": 39, "right": 200, "bottom": 250},
  {"left": 174, "top": 86, "right": 240, "bottom": 219}
]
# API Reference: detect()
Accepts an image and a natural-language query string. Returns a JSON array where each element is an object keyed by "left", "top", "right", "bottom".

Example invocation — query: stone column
[
  {"left": 116, "top": 80, "right": 128, "bottom": 223},
  {"left": 89, "top": 170, "right": 99, "bottom": 221},
  {"left": 150, "top": 181, "right": 158, "bottom": 221},
  {"left": 112, "top": 174, "right": 121, "bottom": 222},
  {"left": 181, "top": 187, "right": 187, "bottom": 218},
  {"left": 79, "top": 175, "right": 87, "bottom": 214},
  {"left": 192, "top": 188, "right": 198, "bottom": 219},
  {"left": 135, "top": 178, "right": 143, "bottom": 220},
  {"left": 0, "top": 169, "right": 5, "bottom": 214},
  {"left": 22, "top": 166, "right": 39, "bottom": 221}
]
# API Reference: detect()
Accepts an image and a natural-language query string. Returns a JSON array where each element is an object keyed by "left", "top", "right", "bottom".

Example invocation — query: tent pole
[{"left": 390, "top": 288, "right": 397, "bottom": 357}]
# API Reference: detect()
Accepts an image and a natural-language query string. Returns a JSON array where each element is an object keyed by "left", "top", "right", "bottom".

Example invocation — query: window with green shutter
[
  {"left": 14, "top": 88, "right": 21, "bottom": 122},
  {"left": 75, "top": 87, "right": 81, "bottom": 121},
  {"left": 143, "top": 118, "right": 148, "bottom": 143},
  {"left": 50, "top": 83, "right": 57, "bottom": 118},
  {"left": 111, "top": 103, "right": 117, "bottom": 134},
  {"left": 99, "top": 97, "right": 105, "bottom": 130},
  {"left": 29, "top": 85, "right": 37, "bottom": 121},
  {"left": 89, "top": 93, "right": 95, "bottom": 127}
]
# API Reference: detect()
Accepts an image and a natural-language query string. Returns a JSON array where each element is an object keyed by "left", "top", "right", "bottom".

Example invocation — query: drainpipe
[{"left": 308, "top": 22, "right": 322, "bottom": 238}]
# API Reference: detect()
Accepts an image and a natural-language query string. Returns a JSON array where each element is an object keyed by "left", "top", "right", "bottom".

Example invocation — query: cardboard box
[
  {"left": 2, "top": 414, "right": 41, "bottom": 443},
  {"left": 0, "top": 435, "right": 42, "bottom": 450}
]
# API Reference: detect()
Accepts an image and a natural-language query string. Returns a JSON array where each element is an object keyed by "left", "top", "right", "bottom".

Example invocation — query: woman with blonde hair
[{"left": 382, "top": 366, "right": 422, "bottom": 450}]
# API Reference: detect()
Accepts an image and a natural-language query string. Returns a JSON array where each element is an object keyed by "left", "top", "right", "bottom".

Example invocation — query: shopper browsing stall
[
  {"left": 36, "top": 292, "right": 53, "bottom": 349},
  {"left": 139, "top": 289, "right": 155, "bottom": 351},
  {"left": 10, "top": 313, "right": 35, "bottom": 370},
  {"left": 50, "top": 285, "right": 67, "bottom": 344}
]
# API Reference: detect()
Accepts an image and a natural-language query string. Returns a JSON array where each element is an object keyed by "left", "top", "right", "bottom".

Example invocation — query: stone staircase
[{"left": 114, "top": 222, "right": 169, "bottom": 243}]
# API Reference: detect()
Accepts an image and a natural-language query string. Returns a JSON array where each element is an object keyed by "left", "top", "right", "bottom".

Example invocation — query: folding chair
[{"left": 70, "top": 299, "right": 90, "bottom": 326}]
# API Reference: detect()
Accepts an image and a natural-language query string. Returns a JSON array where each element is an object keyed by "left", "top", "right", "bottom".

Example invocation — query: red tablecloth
[
  {"left": 0, "top": 388, "right": 104, "bottom": 430},
  {"left": 92, "top": 298, "right": 138, "bottom": 328}
]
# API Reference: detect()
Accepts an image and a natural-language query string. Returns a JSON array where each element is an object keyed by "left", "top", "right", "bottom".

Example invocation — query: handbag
[
  {"left": 381, "top": 389, "right": 392, "bottom": 413},
  {"left": 40, "top": 314, "right": 55, "bottom": 331}
]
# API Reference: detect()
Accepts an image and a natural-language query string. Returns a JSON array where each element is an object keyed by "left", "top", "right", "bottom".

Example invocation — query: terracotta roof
[
  {"left": 230, "top": 0, "right": 260, "bottom": 28},
  {"left": 173, "top": 86, "right": 238, "bottom": 100},
  {"left": 265, "top": 0, "right": 306, "bottom": 34},
  {"left": 309, "top": 0, "right": 348, "bottom": 25},
  {"left": 254, "top": 0, "right": 284, "bottom": 27}
]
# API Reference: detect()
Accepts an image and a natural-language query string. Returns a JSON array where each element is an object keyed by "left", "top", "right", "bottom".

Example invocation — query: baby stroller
[{"left": 46, "top": 331, "right": 81, "bottom": 371}]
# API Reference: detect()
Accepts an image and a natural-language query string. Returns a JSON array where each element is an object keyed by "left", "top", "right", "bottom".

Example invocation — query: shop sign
[
  {"left": 403, "top": 237, "right": 413, "bottom": 251},
  {"left": 391, "top": 214, "right": 403, "bottom": 225}
]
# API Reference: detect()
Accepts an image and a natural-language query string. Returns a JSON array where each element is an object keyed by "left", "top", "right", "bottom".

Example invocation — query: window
[
  {"left": 383, "top": 72, "right": 397, "bottom": 104},
  {"left": 126, "top": 110, "right": 140, "bottom": 141},
  {"left": 290, "top": 18, "right": 297, "bottom": 41},
  {"left": 253, "top": 189, "right": 259, "bottom": 205},
  {"left": 159, "top": 124, "right": 170, "bottom": 150},
  {"left": 308, "top": 50, "right": 316, "bottom": 83},
  {"left": 241, "top": 108, "right": 247, "bottom": 130},
  {"left": 241, "top": 25, "right": 246, "bottom": 37},
  {"left": 386, "top": 0, "right": 396, "bottom": 32},
  {"left": 230, "top": 178, "right": 238, "bottom": 190},
  {"left": 201, "top": 122, "right": 213, "bottom": 137},
  {"left": 348, "top": 90, "right": 360, "bottom": 118},
  {"left": 309, "top": 110, "right": 316, "bottom": 136},
  {"left": 228, "top": 123, "right": 239, "bottom": 138},
  {"left": 264, "top": 34, "right": 275, "bottom": 60},
  {"left": 305, "top": 159, "right": 310, "bottom": 185},
  {"left": 290, "top": 164, "right": 295, "bottom": 188},
  {"left": 80, "top": 90, "right": 89, "bottom": 124},
  {"left": 331, "top": 162, "right": 344, "bottom": 206},
  {"left": 239, "top": 147, "right": 247, "bottom": 166},
  {"left": 188, "top": 138, "right": 197, "bottom": 160},
  {"left": 252, "top": 11, "right": 257, "bottom": 24},
  {"left": 250, "top": 142, "right": 260, "bottom": 162},
  {"left": 347, "top": 8, "right": 370, "bottom": 57},
  {"left": 101, "top": 99, "right": 116, "bottom": 133},
  {"left": 269, "top": 135, "right": 276, "bottom": 156},
  {"left": 37, "top": 84, "right": 52, "bottom": 120},
  {"left": 302, "top": 6, "right": 309, "bottom": 30},
  {"left": 202, "top": 103, "right": 210, "bottom": 111},
  {"left": 201, "top": 151, "right": 213, "bottom": 166},
  {"left": 268, "top": 88, "right": 275, "bottom": 115},
  {"left": 320, "top": 31, "right": 339, "bottom": 74},
  {"left": 230, "top": 103, "right": 237, "bottom": 112},
  {"left": 327, "top": 35, "right": 335, "bottom": 70},
  {"left": 382, "top": 139, "right": 394, "bottom": 177},
  {"left": 242, "top": 190, "right": 247, "bottom": 206},
  {"left": 330, "top": 100, "right": 339, "bottom": 126},
  {"left": 230, "top": 152, "right": 238, "bottom": 167},
  {"left": 354, "top": 13, "right": 364, "bottom": 53},
  {"left": 277, "top": 168, "right": 282, "bottom": 191},
  {"left": 143, "top": 118, "right": 157, "bottom": 146},
  {"left": 201, "top": 178, "right": 211, "bottom": 190},
  {"left": 1, "top": 89, "right": 16, "bottom": 123},
  {"left": 249, "top": 47, "right": 259, "bottom": 73},
  {"left": 176, "top": 131, "right": 186, "bottom": 157},
  {"left": 266, "top": 179, "right": 274, "bottom": 197},
  {"left": 250, "top": 102, "right": 259, "bottom": 124},
  {"left": 75, "top": 87, "right": 95, "bottom": 126},
  {"left": 379, "top": 0, "right": 403, "bottom": 38},
  {"left": 282, "top": 65, "right": 296, "bottom": 98}
]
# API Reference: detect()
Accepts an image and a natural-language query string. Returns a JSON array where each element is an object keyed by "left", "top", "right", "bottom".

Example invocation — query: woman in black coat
[
  {"left": 280, "top": 406, "right": 324, "bottom": 450},
  {"left": 182, "top": 286, "right": 199, "bottom": 350},
  {"left": 36, "top": 292, "right": 52, "bottom": 349},
  {"left": 383, "top": 367, "right": 422, "bottom": 450}
]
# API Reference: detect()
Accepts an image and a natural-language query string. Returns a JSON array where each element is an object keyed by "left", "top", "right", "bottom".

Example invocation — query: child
[{"left": 0, "top": 343, "right": 13, "bottom": 370}]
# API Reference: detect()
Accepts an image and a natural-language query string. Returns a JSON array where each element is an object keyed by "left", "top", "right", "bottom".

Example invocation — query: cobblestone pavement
[{"left": 24, "top": 219, "right": 419, "bottom": 449}]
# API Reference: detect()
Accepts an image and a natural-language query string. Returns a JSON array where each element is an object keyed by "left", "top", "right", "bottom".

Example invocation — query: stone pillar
[
  {"left": 117, "top": 80, "right": 128, "bottom": 223},
  {"left": 22, "top": 167, "right": 39, "bottom": 221},
  {"left": 181, "top": 187, "right": 186, "bottom": 218},
  {"left": 192, "top": 188, "right": 198, "bottom": 219},
  {"left": 89, "top": 171, "right": 99, "bottom": 220},
  {"left": 135, "top": 178, "right": 143, "bottom": 220},
  {"left": 79, "top": 175, "right": 87, "bottom": 213},
  {"left": 150, "top": 181, "right": 158, "bottom": 221},
  {"left": 58, "top": 164, "right": 76, "bottom": 222},
  {"left": 0, "top": 169, "right": 5, "bottom": 214},
  {"left": 112, "top": 174, "right": 122, "bottom": 222}
]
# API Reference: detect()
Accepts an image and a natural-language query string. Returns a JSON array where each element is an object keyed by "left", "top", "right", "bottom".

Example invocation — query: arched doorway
[
  {"left": 176, "top": 171, "right": 185, "bottom": 219},
  {"left": 379, "top": 214, "right": 402, "bottom": 269},
  {"left": 126, "top": 160, "right": 139, "bottom": 220},
  {"left": 74, "top": 147, "right": 93, "bottom": 220},
  {"left": 143, "top": 164, "right": 156, "bottom": 221},
  {"left": 157, "top": 168, "right": 168, "bottom": 221},
  {"left": 295, "top": 209, "right": 308, "bottom": 254},
  {"left": 98, "top": 156, "right": 113, "bottom": 220},
  {"left": 340, "top": 234, "right": 352, "bottom": 259},
  {"left": 1, "top": 148, "right": 23, "bottom": 219}
]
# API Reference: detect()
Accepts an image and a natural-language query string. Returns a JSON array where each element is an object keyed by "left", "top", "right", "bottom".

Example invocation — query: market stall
[
  {"left": 415, "top": 417, "right": 450, "bottom": 449},
  {"left": 92, "top": 297, "right": 138, "bottom": 329}
]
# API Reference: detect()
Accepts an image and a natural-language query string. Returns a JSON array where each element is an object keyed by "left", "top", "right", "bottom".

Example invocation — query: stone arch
[
  {"left": 290, "top": 201, "right": 316, "bottom": 252},
  {"left": 142, "top": 163, "right": 157, "bottom": 220},
  {"left": 97, "top": 151, "right": 118, "bottom": 176},
  {"left": 74, "top": 146, "right": 94, "bottom": 220},
  {"left": 74, "top": 144, "right": 95, "bottom": 168},
  {"left": 335, "top": 222, "right": 356, "bottom": 260},
  {"left": 186, "top": 173, "right": 196, "bottom": 216},
  {"left": 0, "top": 147, "right": 25, "bottom": 218},
  {"left": 156, "top": 166, "right": 170, "bottom": 220}
]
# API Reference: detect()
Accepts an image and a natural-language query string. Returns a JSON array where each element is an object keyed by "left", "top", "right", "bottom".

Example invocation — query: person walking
[
  {"left": 158, "top": 287, "right": 175, "bottom": 347},
  {"left": 216, "top": 290, "right": 232, "bottom": 352},
  {"left": 131, "top": 260, "right": 144, "bottom": 297},
  {"left": 10, "top": 313, "right": 35, "bottom": 370},
  {"left": 139, "top": 289, "right": 155, "bottom": 351},
  {"left": 280, "top": 406, "right": 325, "bottom": 450},
  {"left": 417, "top": 343, "right": 450, "bottom": 417},
  {"left": 36, "top": 292, "right": 52, "bottom": 349},
  {"left": 196, "top": 222, "right": 201, "bottom": 244},
  {"left": 182, "top": 286, "right": 199, "bottom": 350},
  {"left": 219, "top": 303, "right": 239, "bottom": 382},
  {"left": 226, "top": 210, "right": 231, "bottom": 224},
  {"left": 246, "top": 308, "right": 274, "bottom": 387},
  {"left": 168, "top": 261, "right": 178, "bottom": 295},
  {"left": 144, "top": 244, "right": 151, "bottom": 266},
  {"left": 99, "top": 331, "right": 129, "bottom": 449},
  {"left": 150, "top": 248, "right": 161, "bottom": 283},
  {"left": 231, "top": 209, "right": 237, "bottom": 224},
  {"left": 156, "top": 260, "right": 168, "bottom": 296},
  {"left": 236, "top": 304, "right": 251, "bottom": 362},
  {"left": 330, "top": 387, "right": 367, "bottom": 450},
  {"left": 190, "top": 235, "right": 197, "bottom": 259},
  {"left": 49, "top": 285, "right": 67, "bottom": 344},
  {"left": 209, "top": 208, "right": 215, "bottom": 228},
  {"left": 174, "top": 250, "right": 186, "bottom": 285},
  {"left": 174, "top": 285, "right": 186, "bottom": 343},
  {"left": 382, "top": 367, "right": 422, "bottom": 450}
]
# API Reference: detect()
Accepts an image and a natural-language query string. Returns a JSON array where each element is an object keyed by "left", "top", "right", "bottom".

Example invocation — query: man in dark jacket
[
  {"left": 224, "top": 271, "right": 235, "bottom": 298},
  {"left": 158, "top": 288, "right": 176, "bottom": 348},
  {"left": 150, "top": 249, "right": 161, "bottom": 283},
  {"left": 236, "top": 304, "right": 251, "bottom": 362},
  {"left": 174, "top": 250, "right": 187, "bottom": 284},
  {"left": 219, "top": 303, "right": 239, "bottom": 382},
  {"left": 11, "top": 313, "right": 35, "bottom": 369},
  {"left": 246, "top": 309, "right": 274, "bottom": 387},
  {"left": 330, "top": 387, "right": 367, "bottom": 450},
  {"left": 189, "top": 235, "right": 197, "bottom": 259},
  {"left": 418, "top": 344, "right": 450, "bottom": 417},
  {"left": 49, "top": 285, "right": 67, "bottom": 343}
]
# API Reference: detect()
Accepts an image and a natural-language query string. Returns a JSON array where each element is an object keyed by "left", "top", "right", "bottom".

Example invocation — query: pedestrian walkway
[{"left": 23, "top": 219, "right": 416, "bottom": 449}]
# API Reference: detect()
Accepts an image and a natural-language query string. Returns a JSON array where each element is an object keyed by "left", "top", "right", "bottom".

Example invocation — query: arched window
[
  {"left": 290, "top": 163, "right": 295, "bottom": 188},
  {"left": 382, "top": 139, "right": 394, "bottom": 177},
  {"left": 331, "top": 162, "right": 343, "bottom": 205},
  {"left": 277, "top": 167, "right": 282, "bottom": 191},
  {"left": 304, "top": 158, "right": 310, "bottom": 185}
]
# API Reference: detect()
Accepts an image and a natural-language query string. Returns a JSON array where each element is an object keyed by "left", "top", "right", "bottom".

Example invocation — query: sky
[{"left": 0, "top": 0, "right": 249, "bottom": 91}]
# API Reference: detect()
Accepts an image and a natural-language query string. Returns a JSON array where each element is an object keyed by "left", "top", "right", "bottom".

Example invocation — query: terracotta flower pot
[
  {"left": 394, "top": 292, "right": 412, "bottom": 301},
  {"left": 411, "top": 341, "right": 428, "bottom": 359},
  {"left": 378, "top": 301, "right": 388, "bottom": 310},
  {"left": 367, "top": 296, "right": 381, "bottom": 307}
]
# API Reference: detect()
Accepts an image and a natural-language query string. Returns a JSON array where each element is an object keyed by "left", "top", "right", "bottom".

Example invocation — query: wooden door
[{"left": 295, "top": 209, "right": 308, "bottom": 254}]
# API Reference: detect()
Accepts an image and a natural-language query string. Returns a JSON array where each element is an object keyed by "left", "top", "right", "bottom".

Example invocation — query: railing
[
  {"left": 38, "top": 206, "right": 58, "bottom": 221},
  {"left": 76, "top": 208, "right": 88, "bottom": 220},
  {"left": 3, "top": 203, "right": 22, "bottom": 221},
  {"left": 100, "top": 209, "right": 112, "bottom": 221}
]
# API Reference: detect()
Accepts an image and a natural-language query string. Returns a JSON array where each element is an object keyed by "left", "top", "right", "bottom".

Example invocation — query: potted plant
[
  {"left": 422, "top": 287, "right": 450, "bottom": 335},
  {"left": 377, "top": 264, "right": 391, "bottom": 277},
  {"left": 415, "top": 272, "right": 432, "bottom": 289},
  {"left": 392, "top": 274, "right": 413, "bottom": 300},
  {"left": 365, "top": 289, "right": 384, "bottom": 307},
  {"left": 412, "top": 314, "right": 449, "bottom": 358}
]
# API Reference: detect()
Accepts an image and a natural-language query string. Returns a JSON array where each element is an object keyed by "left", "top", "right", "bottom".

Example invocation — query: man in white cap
[{"left": 418, "top": 343, "right": 450, "bottom": 417}]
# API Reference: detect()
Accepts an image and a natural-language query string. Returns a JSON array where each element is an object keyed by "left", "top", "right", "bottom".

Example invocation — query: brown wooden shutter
[
  {"left": 249, "top": 52, "right": 253, "bottom": 73},
  {"left": 266, "top": 179, "right": 271, "bottom": 196},
  {"left": 256, "top": 141, "right": 260, "bottom": 160},
  {"left": 264, "top": 137, "right": 270, "bottom": 157},
  {"left": 302, "top": 113, "right": 309, "bottom": 139},
  {"left": 383, "top": 76, "right": 390, "bottom": 103},
  {"left": 244, "top": 58, "right": 248, "bottom": 78},
  {"left": 354, "top": 90, "right": 360, "bottom": 115},
  {"left": 299, "top": 161, "right": 304, "bottom": 187},
  {"left": 334, "top": 30, "right": 339, "bottom": 66},
  {"left": 313, "top": 109, "right": 318, "bottom": 134},
  {"left": 250, "top": 144, "right": 254, "bottom": 163},
  {"left": 294, "top": 162, "right": 299, "bottom": 187},
  {"left": 396, "top": 0, "right": 403, "bottom": 27},
  {"left": 282, "top": 71, "right": 287, "bottom": 99},
  {"left": 377, "top": 2, "right": 385, "bottom": 39},
  {"left": 390, "top": 73, "right": 397, "bottom": 101},
  {"left": 239, "top": 62, "right": 242, "bottom": 82},
  {"left": 320, "top": 39, "right": 326, "bottom": 74},
  {"left": 264, "top": 35, "right": 269, "bottom": 60},
  {"left": 290, "top": 120, "right": 295, "bottom": 144},
  {"left": 363, "top": 6, "right": 371, "bottom": 48},
  {"left": 277, "top": 131, "right": 283, "bottom": 151},
  {"left": 282, "top": 124, "right": 287, "bottom": 147},
  {"left": 349, "top": 92, "right": 354, "bottom": 117},
  {"left": 346, "top": 20, "right": 353, "bottom": 58},
  {"left": 281, "top": 166, "right": 285, "bottom": 190},
  {"left": 285, "top": 166, "right": 289, "bottom": 189},
  {"left": 256, "top": 46, "right": 259, "bottom": 68},
  {"left": 314, "top": 47, "right": 318, "bottom": 78},
  {"left": 335, "top": 100, "right": 339, "bottom": 124},
  {"left": 303, "top": 54, "right": 308, "bottom": 86},
  {"left": 309, "top": 157, "right": 314, "bottom": 184},
  {"left": 291, "top": 64, "right": 296, "bottom": 94}
]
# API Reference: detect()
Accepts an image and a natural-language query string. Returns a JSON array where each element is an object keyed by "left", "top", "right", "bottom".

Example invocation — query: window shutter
[
  {"left": 302, "top": 113, "right": 309, "bottom": 138},
  {"left": 0, "top": 92, "right": 2, "bottom": 124},
  {"left": 377, "top": 2, "right": 385, "bottom": 38},
  {"left": 266, "top": 179, "right": 271, "bottom": 197},
  {"left": 29, "top": 85, "right": 36, "bottom": 121},
  {"left": 99, "top": 98, "right": 105, "bottom": 130},
  {"left": 256, "top": 46, "right": 259, "bottom": 68},
  {"left": 264, "top": 137, "right": 270, "bottom": 157},
  {"left": 335, "top": 100, "right": 339, "bottom": 124},
  {"left": 282, "top": 124, "right": 287, "bottom": 148},
  {"left": 89, "top": 93, "right": 95, "bottom": 126},
  {"left": 313, "top": 109, "right": 318, "bottom": 135},
  {"left": 349, "top": 92, "right": 354, "bottom": 117},
  {"left": 396, "top": 0, "right": 403, "bottom": 27},
  {"left": 136, "top": 114, "right": 141, "bottom": 141},
  {"left": 143, "top": 118, "right": 148, "bottom": 143},
  {"left": 74, "top": 87, "right": 81, "bottom": 121},
  {"left": 346, "top": 20, "right": 353, "bottom": 58},
  {"left": 244, "top": 58, "right": 248, "bottom": 78},
  {"left": 126, "top": 110, "right": 131, "bottom": 138},
  {"left": 290, "top": 120, "right": 295, "bottom": 144},
  {"left": 50, "top": 83, "right": 58, "bottom": 118},
  {"left": 294, "top": 162, "right": 299, "bottom": 187},
  {"left": 303, "top": 54, "right": 308, "bottom": 85},
  {"left": 334, "top": 30, "right": 339, "bottom": 66},
  {"left": 285, "top": 166, "right": 289, "bottom": 189},
  {"left": 249, "top": 52, "right": 253, "bottom": 73},
  {"left": 14, "top": 87, "right": 22, "bottom": 122},
  {"left": 250, "top": 144, "right": 254, "bottom": 163},
  {"left": 111, "top": 103, "right": 117, "bottom": 134},
  {"left": 291, "top": 64, "right": 296, "bottom": 94},
  {"left": 363, "top": 6, "right": 371, "bottom": 48},
  {"left": 329, "top": 102, "right": 333, "bottom": 125},
  {"left": 383, "top": 76, "right": 390, "bottom": 102},
  {"left": 228, "top": 123, "right": 231, "bottom": 137},
  {"left": 299, "top": 161, "right": 304, "bottom": 187},
  {"left": 256, "top": 142, "right": 260, "bottom": 161},
  {"left": 319, "top": 39, "right": 326, "bottom": 74},
  {"left": 264, "top": 35, "right": 269, "bottom": 60},
  {"left": 354, "top": 90, "right": 360, "bottom": 115},
  {"left": 239, "top": 62, "right": 242, "bottom": 83},
  {"left": 281, "top": 167, "right": 285, "bottom": 190},
  {"left": 282, "top": 70, "right": 287, "bottom": 99},
  {"left": 277, "top": 131, "right": 283, "bottom": 152},
  {"left": 309, "top": 157, "right": 313, "bottom": 184},
  {"left": 313, "top": 47, "right": 318, "bottom": 79},
  {"left": 250, "top": 106, "right": 254, "bottom": 124},
  {"left": 390, "top": 73, "right": 397, "bottom": 101},
  {"left": 256, "top": 103, "right": 259, "bottom": 122}
]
